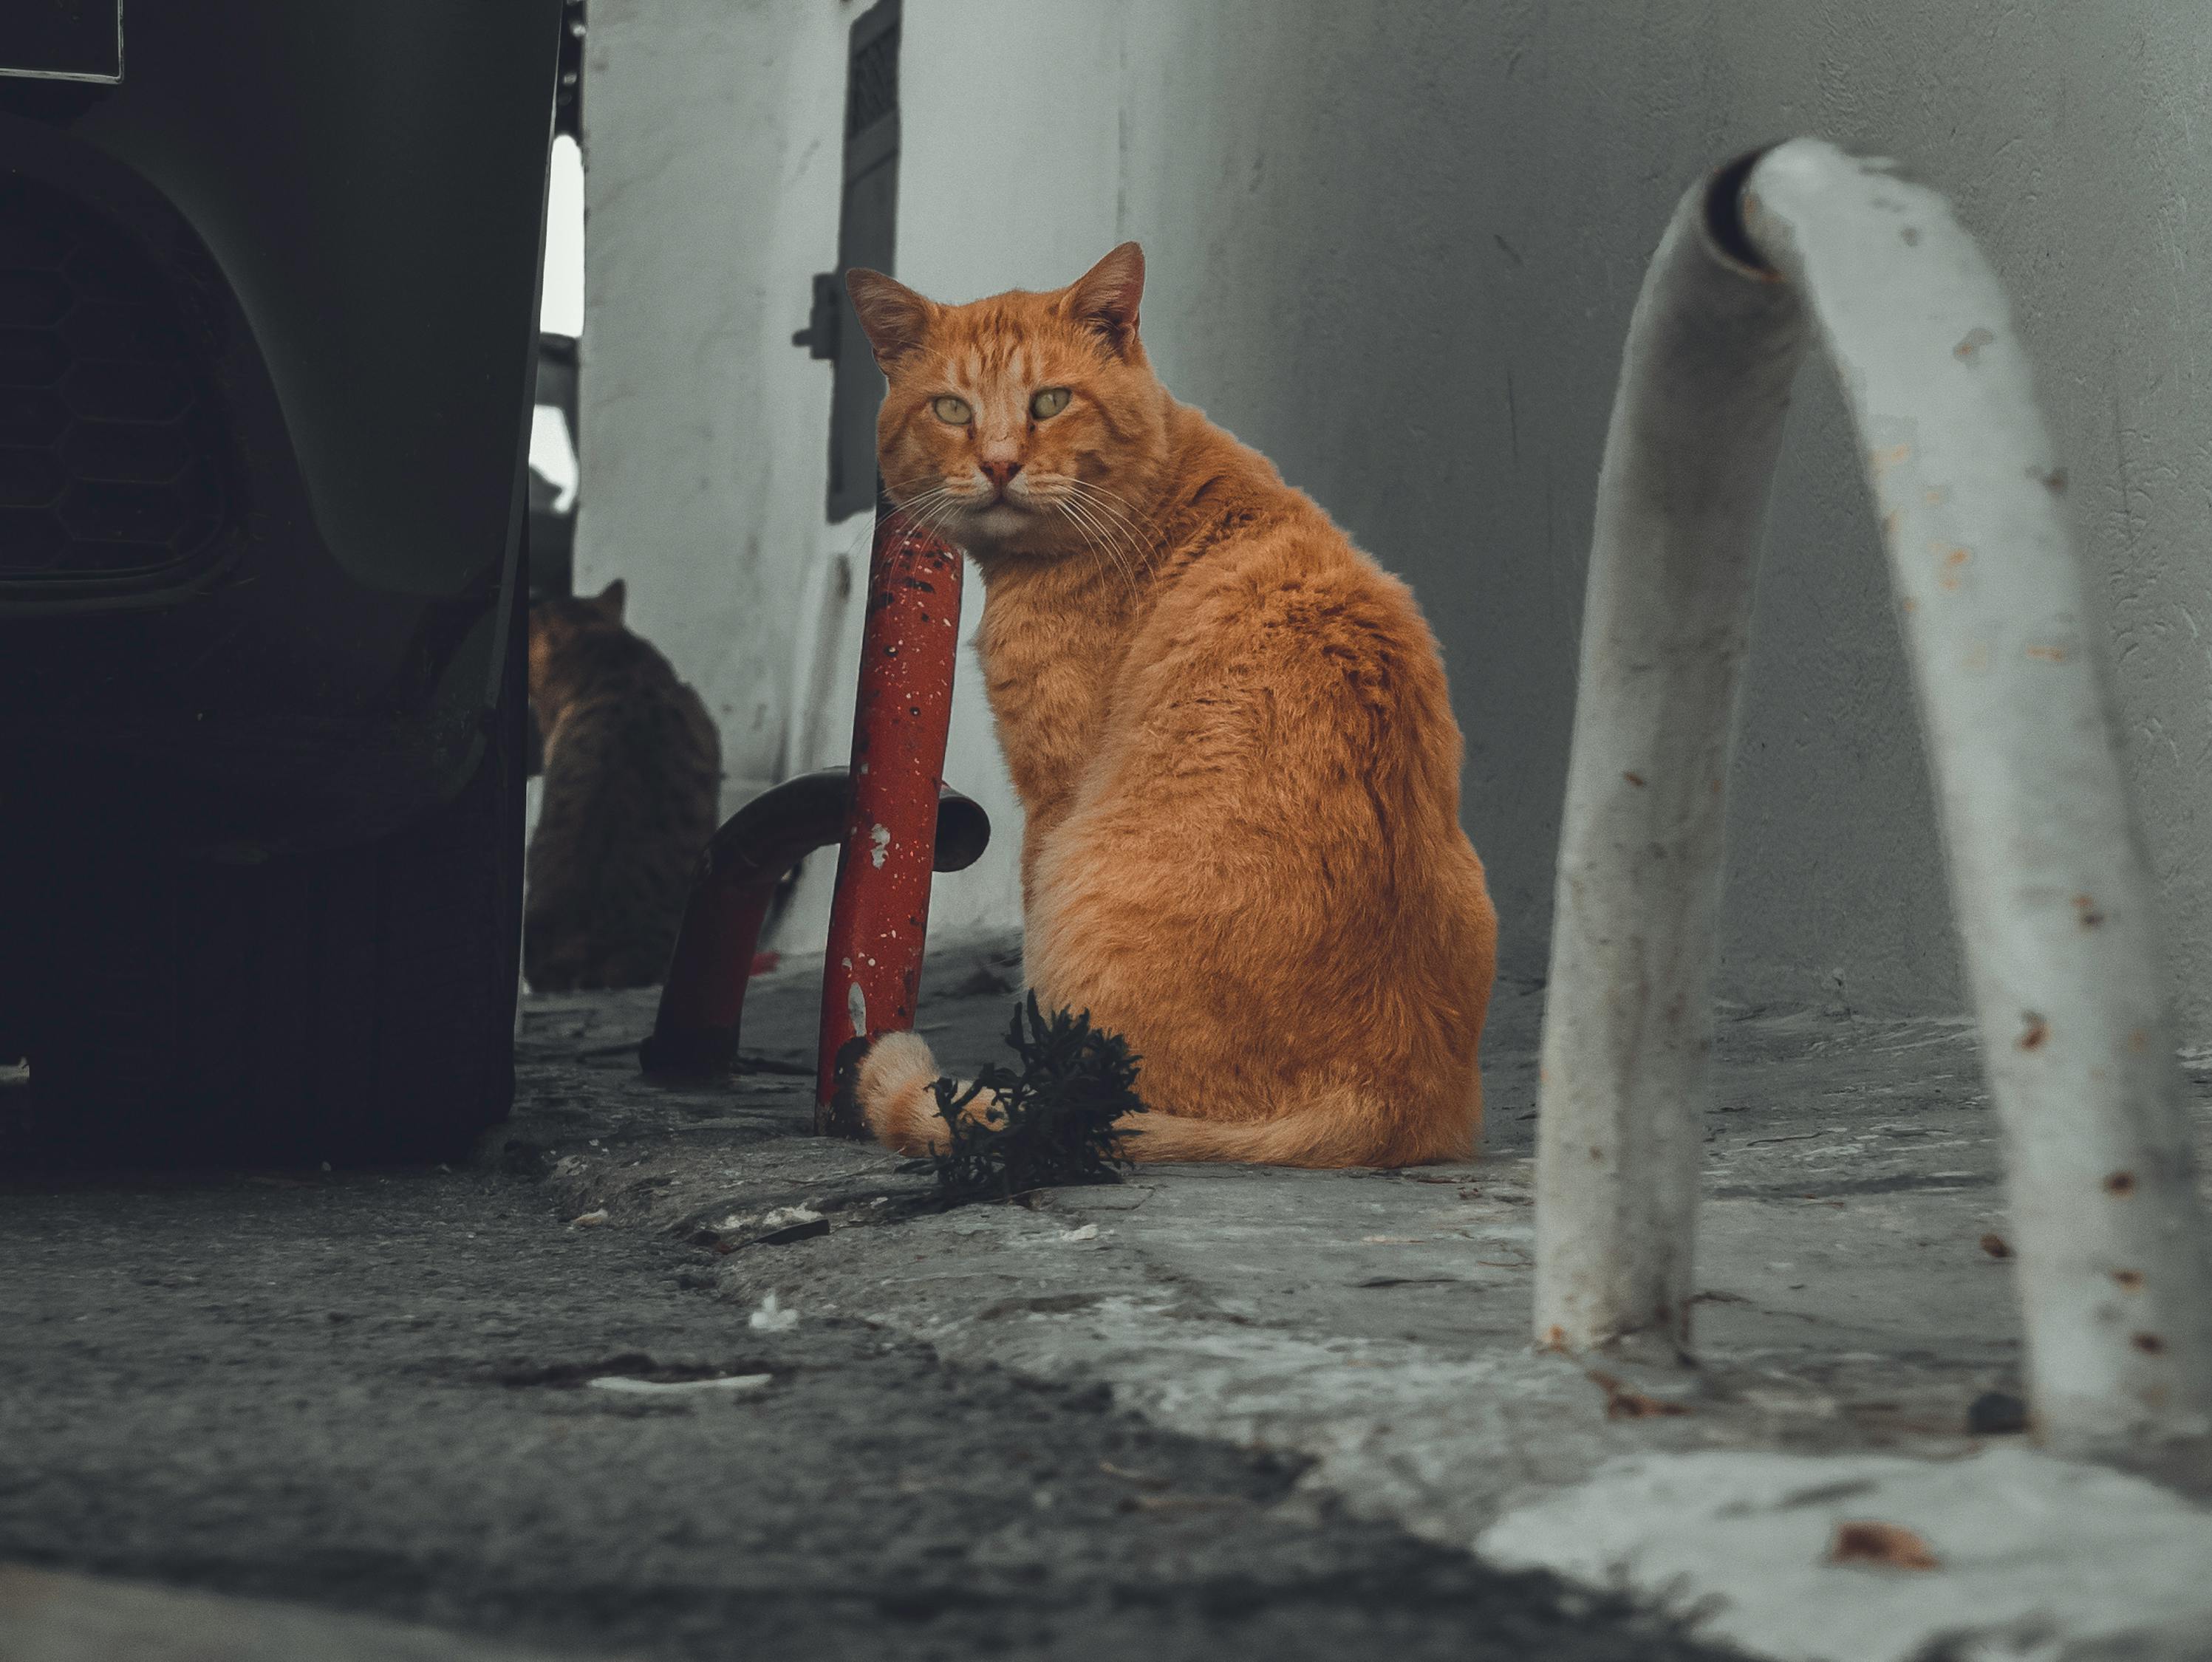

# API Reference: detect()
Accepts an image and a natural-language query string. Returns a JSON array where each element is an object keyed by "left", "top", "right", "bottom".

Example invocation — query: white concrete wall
[
  {"left": 584, "top": 0, "right": 2212, "bottom": 1038},
  {"left": 576, "top": 0, "right": 858, "bottom": 813}
]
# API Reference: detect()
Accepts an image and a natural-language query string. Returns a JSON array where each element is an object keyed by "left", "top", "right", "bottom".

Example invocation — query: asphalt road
[{"left": 0, "top": 1139, "right": 1732, "bottom": 1661}]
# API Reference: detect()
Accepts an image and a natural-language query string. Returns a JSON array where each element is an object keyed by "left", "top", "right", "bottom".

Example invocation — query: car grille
[{"left": 0, "top": 176, "right": 228, "bottom": 587}]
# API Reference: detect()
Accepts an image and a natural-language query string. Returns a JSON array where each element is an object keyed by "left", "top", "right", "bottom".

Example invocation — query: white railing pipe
[
  {"left": 1530, "top": 151, "right": 1803, "bottom": 1367},
  {"left": 1534, "top": 138, "right": 2212, "bottom": 1451}
]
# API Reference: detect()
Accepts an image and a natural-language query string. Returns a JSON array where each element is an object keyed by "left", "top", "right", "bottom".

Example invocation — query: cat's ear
[
  {"left": 1065, "top": 242, "right": 1145, "bottom": 355},
  {"left": 845, "top": 268, "right": 935, "bottom": 371},
  {"left": 593, "top": 578, "right": 627, "bottom": 623}
]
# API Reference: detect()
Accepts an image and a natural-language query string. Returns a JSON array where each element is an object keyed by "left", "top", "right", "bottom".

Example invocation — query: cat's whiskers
[
  {"left": 1040, "top": 479, "right": 1132, "bottom": 565},
  {"left": 912, "top": 479, "right": 981, "bottom": 532},
  {"left": 886, "top": 480, "right": 960, "bottom": 518},
  {"left": 1063, "top": 478, "right": 1157, "bottom": 550},
  {"left": 1057, "top": 476, "right": 1150, "bottom": 544},
  {"left": 920, "top": 477, "right": 1000, "bottom": 541},
  {"left": 873, "top": 480, "right": 979, "bottom": 555},
  {"left": 892, "top": 468, "right": 1150, "bottom": 588},
  {"left": 1058, "top": 480, "right": 1157, "bottom": 589},
  {"left": 903, "top": 495, "right": 963, "bottom": 540},
  {"left": 912, "top": 494, "right": 980, "bottom": 559},
  {"left": 1051, "top": 491, "right": 1145, "bottom": 606},
  {"left": 1065, "top": 475, "right": 1142, "bottom": 511}
]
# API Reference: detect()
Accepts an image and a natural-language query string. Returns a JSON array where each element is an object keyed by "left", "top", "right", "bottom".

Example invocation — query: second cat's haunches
[{"left": 525, "top": 579, "right": 722, "bottom": 993}]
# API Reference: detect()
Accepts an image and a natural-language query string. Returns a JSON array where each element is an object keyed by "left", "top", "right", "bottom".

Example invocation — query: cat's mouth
[
  {"left": 962, "top": 491, "right": 1037, "bottom": 528},
  {"left": 912, "top": 483, "right": 1042, "bottom": 547}
]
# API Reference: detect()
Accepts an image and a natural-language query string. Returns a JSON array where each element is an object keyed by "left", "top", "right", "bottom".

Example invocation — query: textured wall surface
[
  {"left": 1090, "top": 0, "right": 2212, "bottom": 1025},
  {"left": 586, "top": 0, "right": 2212, "bottom": 1033},
  {"left": 576, "top": 0, "right": 854, "bottom": 810}
]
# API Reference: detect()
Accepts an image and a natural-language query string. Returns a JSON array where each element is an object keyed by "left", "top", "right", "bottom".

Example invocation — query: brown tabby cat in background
[
  {"left": 525, "top": 580, "right": 721, "bottom": 992},
  {"left": 839, "top": 244, "right": 1498, "bottom": 1168}
]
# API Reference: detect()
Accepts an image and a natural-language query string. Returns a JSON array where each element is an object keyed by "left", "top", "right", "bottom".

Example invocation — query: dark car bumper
[{"left": 0, "top": 0, "right": 560, "bottom": 857}]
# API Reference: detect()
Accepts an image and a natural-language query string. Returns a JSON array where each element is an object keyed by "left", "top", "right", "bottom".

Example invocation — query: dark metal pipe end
[{"left": 1703, "top": 146, "right": 1783, "bottom": 278}]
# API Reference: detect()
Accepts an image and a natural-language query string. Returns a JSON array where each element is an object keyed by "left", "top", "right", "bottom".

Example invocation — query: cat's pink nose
[{"left": 979, "top": 458, "right": 1023, "bottom": 490}]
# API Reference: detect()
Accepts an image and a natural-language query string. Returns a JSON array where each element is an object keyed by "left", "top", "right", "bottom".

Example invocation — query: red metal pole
[
  {"left": 814, "top": 503, "right": 966, "bottom": 1129},
  {"left": 638, "top": 768, "right": 988, "bottom": 1084},
  {"left": 638, "top": 770, "right": 853, "bottom": 1082}
]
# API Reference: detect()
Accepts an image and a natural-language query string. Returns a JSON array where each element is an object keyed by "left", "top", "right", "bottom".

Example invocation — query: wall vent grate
[{"left": 844, "top": 18, "right": 899, "bottom": 138}]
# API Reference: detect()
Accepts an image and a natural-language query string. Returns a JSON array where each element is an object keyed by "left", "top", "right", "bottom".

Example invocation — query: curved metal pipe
[
  {"left": 1532, "top": 148, "right": 1800, "bottom": 1369},
  {"left": 1535, "top": 137, "right": 2212, "bottom": 1451},
  {"left": 638, "top": 768, "right": 988, "bottom": 1081}
]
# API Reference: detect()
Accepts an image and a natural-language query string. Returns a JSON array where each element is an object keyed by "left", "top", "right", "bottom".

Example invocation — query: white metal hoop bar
[
  {"left": 1747, "top": 139, "right": 2211, "bottom": 1446},
  {"left": 1532, "top": 158, "right": 1807, "bottom": 1364},
  {"left": 1533, "top": 137, "right": 2212, "bottom": 1449}
]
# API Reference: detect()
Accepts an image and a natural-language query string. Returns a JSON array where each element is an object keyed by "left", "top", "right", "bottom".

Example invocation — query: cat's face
[{"left": 848, "top": 244, "right": 1169, "bottom": 561}]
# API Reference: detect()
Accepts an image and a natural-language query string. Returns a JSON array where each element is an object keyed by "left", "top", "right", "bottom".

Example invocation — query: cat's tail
[{"left": 844, "top": 1032, "right": 1464, "bottom": 1170}]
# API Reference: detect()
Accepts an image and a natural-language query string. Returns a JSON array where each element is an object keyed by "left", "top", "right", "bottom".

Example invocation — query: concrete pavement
[
  {"left": 525, "top": 936, "right": 2212, "bottom": 1662},
  {"left": 0, "top": 1564, "right": 573, "bottom": 1662},
  {"left": 0, "top": 951, "right": 1730, "bottom": 1662},
  {"left": 7, "top": 933, "right": 2208, "bottom": 1659}
]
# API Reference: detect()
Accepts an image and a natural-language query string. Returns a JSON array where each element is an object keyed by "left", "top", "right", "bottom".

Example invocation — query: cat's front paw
[{"left": 857, "top": 1030, "right": 945, "bottom": 1155}]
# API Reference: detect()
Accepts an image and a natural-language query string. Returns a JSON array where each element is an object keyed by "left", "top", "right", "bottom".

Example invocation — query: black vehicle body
[{"left": 0, "top": 2, "right": 564, "bottom": 1163}]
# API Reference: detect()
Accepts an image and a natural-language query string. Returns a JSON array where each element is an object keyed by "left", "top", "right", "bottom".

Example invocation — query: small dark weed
[{"left": 921, "top": 994, "right": 1141, "bottom": 1206}]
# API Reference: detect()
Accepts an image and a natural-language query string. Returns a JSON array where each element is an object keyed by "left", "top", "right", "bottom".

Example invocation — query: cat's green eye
[
  {"left": 932, "top": 395, "right": 972, "bottom": 425},
  {"left": 1030, "top": 386, "right": 1071, "bottom": 420}
]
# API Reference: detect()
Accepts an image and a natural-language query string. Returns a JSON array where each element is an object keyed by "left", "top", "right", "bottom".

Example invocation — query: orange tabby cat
[{"left": 841, "top": 244, "right": 1495, "bottom": 1168}]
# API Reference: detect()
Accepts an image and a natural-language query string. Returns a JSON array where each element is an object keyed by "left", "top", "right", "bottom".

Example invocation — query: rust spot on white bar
[
  {"left": 1829, "top": 1521, "right": 1940, "bottom": 1571},
  {"left": 1933, "top": 544, "right": 1973, "bottom": 590}
]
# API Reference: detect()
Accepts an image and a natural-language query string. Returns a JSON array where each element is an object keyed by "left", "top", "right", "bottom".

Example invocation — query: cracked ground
[{"left": 0, "top": 945, "right": 1735, "bottom": 1662}]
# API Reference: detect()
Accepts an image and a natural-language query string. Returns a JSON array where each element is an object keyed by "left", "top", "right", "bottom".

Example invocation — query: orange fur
[{"left": 844, "top": 244, "right": 1496, "bottom": 1169}]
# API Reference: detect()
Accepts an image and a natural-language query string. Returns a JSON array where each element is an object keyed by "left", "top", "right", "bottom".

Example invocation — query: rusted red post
[
  {"left": 814, "top": 500, "right": 966, "bottom": 1129},
  {"left": 637, "top": 770, "right": 986, "bottom": 1082},
  {"left": 639, "top": 770, "right": 850, "bottom": 1081}
]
